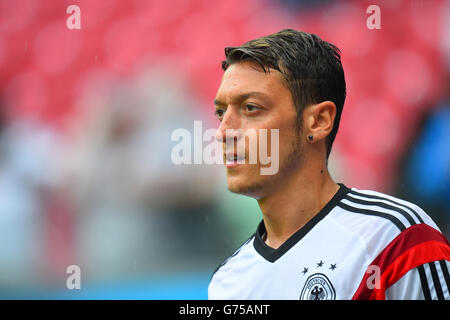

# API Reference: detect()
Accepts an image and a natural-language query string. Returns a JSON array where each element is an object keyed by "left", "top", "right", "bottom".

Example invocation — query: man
[{"left": 208, "top": 29, "right": 449, "bottom": 300}]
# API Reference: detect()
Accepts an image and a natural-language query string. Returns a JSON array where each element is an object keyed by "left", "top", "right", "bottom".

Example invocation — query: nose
[{"left": 215, "top": 108, "right": 241, "bottom": 143}]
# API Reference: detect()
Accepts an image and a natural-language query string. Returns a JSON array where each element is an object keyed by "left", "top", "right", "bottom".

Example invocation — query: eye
[
  {"left": 214, "top": 109, "right": 225, "bottom": 120},
  {"left": 244, "top": 104, "right": 260, "bottom": 113}
]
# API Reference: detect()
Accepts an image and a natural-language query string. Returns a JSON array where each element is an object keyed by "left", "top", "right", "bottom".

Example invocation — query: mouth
[{"left": 225, "top": 153, "right": 245, "bottom": 168}]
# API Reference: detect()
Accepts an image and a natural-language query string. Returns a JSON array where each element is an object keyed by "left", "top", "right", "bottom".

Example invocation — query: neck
[{"left": 257, "top": 157, "right": 339, "bottom": 249}]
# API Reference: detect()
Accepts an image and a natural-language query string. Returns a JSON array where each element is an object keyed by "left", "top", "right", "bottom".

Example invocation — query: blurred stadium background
[{"left": 0, "top": 0, "right": 449, "bottom": 299}]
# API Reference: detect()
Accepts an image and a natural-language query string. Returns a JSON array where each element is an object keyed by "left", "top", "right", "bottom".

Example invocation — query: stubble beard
[{"left": 227, "top": 129, "right": 305, "bottom": 199}]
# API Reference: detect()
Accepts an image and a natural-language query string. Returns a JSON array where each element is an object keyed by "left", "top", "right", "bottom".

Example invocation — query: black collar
[{"left": 253, "top": 183, "right": 350, "bottom": 263}]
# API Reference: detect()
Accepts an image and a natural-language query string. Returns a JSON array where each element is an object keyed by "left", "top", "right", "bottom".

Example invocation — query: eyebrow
[{"left": 214, "top": 91, "right": 271, "bottom": 107}]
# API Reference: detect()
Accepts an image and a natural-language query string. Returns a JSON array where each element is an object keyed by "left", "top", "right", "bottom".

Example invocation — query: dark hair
[{"left": 222, "top": 29, "right": 346, "bottom": 159}]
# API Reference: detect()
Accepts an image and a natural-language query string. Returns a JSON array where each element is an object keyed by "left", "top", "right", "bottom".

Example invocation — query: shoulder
[
  {"left": 336, "top": 186, "right": 439, "bottom": 232},
  {"left": 332, "top": 186, "right": 447, "bottom": 265},
  {"left": 210, "top": 233, "right": 255, "bottom": 280},
  {"left": 334, "top": 186, "right": 450, "bottom": 299},
  {"left": 330, "top": 186, "right": 441, "bottom": 263}
]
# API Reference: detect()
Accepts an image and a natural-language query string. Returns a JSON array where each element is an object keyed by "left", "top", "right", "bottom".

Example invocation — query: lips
[{"left": 225, "top": 153, "right": 245, "bottom": 164}]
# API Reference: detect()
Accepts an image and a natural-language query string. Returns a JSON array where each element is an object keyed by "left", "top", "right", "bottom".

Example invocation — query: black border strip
[{"left": 253, "top": 184, "right": 350, "bottom": 263}]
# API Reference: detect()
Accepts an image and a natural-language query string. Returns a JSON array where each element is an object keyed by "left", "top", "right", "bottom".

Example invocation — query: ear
[{"left": 303, "top": 101, "right": 336, "bottom": 142}]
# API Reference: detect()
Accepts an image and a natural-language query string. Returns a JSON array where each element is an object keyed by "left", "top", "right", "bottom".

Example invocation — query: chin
[
  {"left": 226, "top": 175, "right": 267, "bottom": 199},
  {"left": 226, "top": 177, "right": 245, "bottom": 193}
]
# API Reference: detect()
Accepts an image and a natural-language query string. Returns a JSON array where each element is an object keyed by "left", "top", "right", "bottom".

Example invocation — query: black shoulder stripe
[
  {"left": 346, "top": 193, "right": 416, "bottom": 227},
  {"left": 210, "top": 234, "right": 254, "bottom": 280},
  {"left": 337, "top": 201, "right": 406, "bottom": 231},
  {"left": 428, "top": 261, "right": 445, "bottom": 300},
  {"left": 349, "top": 190, "right": 424, "bottom": 224},
  {"left": 439, "top": 260, "right": 450, "bottom": 292},
  {"left": 418, "top": 265, "right": 432, "bottom": 300}
]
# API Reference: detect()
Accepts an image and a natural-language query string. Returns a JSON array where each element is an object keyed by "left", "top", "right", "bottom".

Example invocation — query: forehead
[{"left": 215, "top": 61, "right": 288, "bottom": 103}]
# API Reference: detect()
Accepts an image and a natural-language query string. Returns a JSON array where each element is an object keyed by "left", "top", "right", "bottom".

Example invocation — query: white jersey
[{"left": 208, "top": 184, "right": 450, "bottom": 300}]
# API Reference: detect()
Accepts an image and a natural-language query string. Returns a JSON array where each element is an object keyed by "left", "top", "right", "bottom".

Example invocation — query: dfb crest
[{"left": 300, "top": 273, "right": 336, "bottom": 300}]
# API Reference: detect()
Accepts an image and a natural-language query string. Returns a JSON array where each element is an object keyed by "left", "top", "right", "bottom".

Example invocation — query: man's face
[{"left": 214, "top": 61, "right": 305, "bottom": 199}]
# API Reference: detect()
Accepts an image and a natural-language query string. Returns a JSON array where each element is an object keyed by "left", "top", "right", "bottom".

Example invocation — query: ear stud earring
[{"left": 308, "top": 134, "right": 313, "bottom": 141}]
